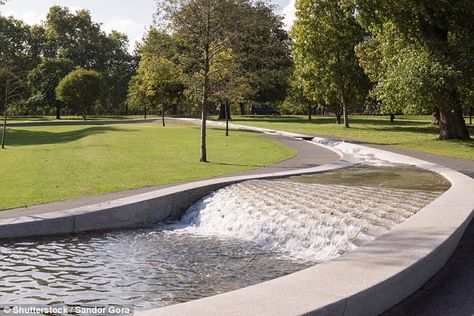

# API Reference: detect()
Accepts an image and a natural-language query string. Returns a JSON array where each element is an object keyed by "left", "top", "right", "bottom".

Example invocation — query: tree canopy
[
  {"left": 292, "top": 0, "right": 369, "bottom": 127},
  {"left": 27, "top": 58, "right": 74, "bottom": 119},
  {"left": 55, "top": 68, "right": 105, "bottom": 120},
  {"left": 354, "top": 0, "right": 473, "bottom": 139}
]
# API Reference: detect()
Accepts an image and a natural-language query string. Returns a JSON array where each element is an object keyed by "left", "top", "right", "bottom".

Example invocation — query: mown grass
[
  {"left": 221, "top": 115, "right": 474, "bottom": 161},
  {"left": 0, "top": 122, "right": 296, "bottom": 210}
]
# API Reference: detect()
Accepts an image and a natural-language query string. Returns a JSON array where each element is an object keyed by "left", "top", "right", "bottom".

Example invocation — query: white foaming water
[{"left": 171, "top": 180, "right": 440, "bottom": 262}]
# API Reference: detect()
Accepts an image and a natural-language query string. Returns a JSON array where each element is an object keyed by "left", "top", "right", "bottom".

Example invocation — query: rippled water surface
[
  {"left": 0, "top": 165, "right": 449, "bottom": 310},
  {"left": 0, "top": 231, "right": 310, "bottom": 309}
]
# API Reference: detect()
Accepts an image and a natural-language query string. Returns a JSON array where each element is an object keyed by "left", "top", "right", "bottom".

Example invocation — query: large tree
[
  {"left": 292, "top": 0, "right": 369, "bottom": 128},
  {"left": 55, "top": 68, "right": 105, "bottom": 120},
  {"left": 128, "top": 54, "right": 183, "bottom": 124},
  {"left": 100, "top": 31, "right": 137, "bottom": 114},
  {"left": 156, "top": 0, "right": 242, "bottom": 162},
  {"left": 44, "top": 6, "right": 108, "bottom": 70},
  {"left": 44, "top": 6, "right": 135, "bottom": 113},
  {"left": 354, "top": 0, "right": 472, "bottom": 139},
  {"left": 230, "top": 1, "right": 293, "bottom": 109},
  {"left": 27, "top": 58, "right": 74, "bottom": 119},
  {"left": 0, "top": 16, "right": 40, "bottom": 79}
]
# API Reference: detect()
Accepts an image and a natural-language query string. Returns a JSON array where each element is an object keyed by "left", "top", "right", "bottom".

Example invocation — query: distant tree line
[{"left": 0, "top": 5, "right": 137, "bottom": 119}]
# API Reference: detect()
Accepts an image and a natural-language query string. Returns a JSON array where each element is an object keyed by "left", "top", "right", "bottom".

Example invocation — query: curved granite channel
[
  {"left": 1, "top": 119, "right": 473, "bottom": 316},
  {"left": 135, "top": 119, "right": 474, "bottom": 316}
]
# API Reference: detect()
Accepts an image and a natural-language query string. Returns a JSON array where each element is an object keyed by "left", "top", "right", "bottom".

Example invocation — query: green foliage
[
  {"left": 55, "top": 68, "right": 105, "bottom": 119},
  {"left": 128, "top": 54, "right": 183, "bottom": 114},
  {"left": 0, "top": 16, "right": 40, "bottom": 83},
  {"left": 27, "top": 58, "right": 74, "bottom": 117},
  {"left": 354, "top": 0, "right": 473, "bottom": 139},
  {"left": 292, "top": 0, "right": 370, "bottom": 126},
  {"left": 44, "top": 6, "right": 136, "bottom": 112},
  {"left": 229, "top": 2, "right": 293, "bottom": 103}
]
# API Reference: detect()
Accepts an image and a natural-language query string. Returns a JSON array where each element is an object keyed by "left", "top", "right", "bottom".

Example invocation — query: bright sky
[{"left": 1, "top": 0, "right": 296, "bottom": 50}]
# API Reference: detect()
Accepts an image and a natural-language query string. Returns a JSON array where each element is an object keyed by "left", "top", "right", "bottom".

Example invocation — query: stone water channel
[{"left": 0, "top": 165, "right": 449, "bottom": 310}]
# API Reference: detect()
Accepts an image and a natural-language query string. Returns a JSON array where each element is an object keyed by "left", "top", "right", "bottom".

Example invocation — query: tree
[
  {"left": 55, "top": 68, "right": 105, "bottom": 120},
  {"left": 230, "top": 2, "right": 293, "bottom": 109},
  {"left": 354, "top": 0, "right": 472, "bottom": 139},
  {"left": 0, "top": 68, "right": 25, "bottom": 149},
  {"left": 210, "top": 48, "right": 254, "bottom": 135},
  {"left": 292, "top": 0, "right": 369, "bottom": 128},
  {"left": 27, "top": 58, "right": 74, "bottom": 119},
  {"left": 157, "top": 0, "right": 242, "bottom": 162},
  {"left": 127, "top": 54, "right": 183, "bottom": 125},
  {"left": 44, "top": 6, "right": 108, "bottom": 70},
  {"left": 100, "top": 31, "right": 137, "bottom": 114},
  {"left": 43, "top": 6, "right": 136, "bottom": 114},
  {"left": 0, "top": 16, "right": 40, "bottom": 78}
]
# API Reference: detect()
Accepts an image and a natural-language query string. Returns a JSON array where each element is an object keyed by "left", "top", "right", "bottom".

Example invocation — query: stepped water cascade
[
  {"left": 173, "top": 178, "right": 442, "bottom": 261},
  {"left": 0, "top": 165, "right": 449, "bottom": 309}
]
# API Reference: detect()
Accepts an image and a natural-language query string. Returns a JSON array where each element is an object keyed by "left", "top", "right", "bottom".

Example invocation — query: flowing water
[{"left": 0, "top": 165, "right": 449, "bottom": 310}]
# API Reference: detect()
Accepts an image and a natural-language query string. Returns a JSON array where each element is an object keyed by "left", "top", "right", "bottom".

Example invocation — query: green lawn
[
  {"left": 0, "top": 122, "right": 296, "bottom": 210},
  {"left": 221, "top": 115, "right": 474, "bottom": 161}
]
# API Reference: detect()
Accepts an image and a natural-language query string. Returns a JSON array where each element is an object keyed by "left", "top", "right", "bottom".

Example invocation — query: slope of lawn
[
  {"left": 223, "top": 115, "right": 474, "bottom": 161},
  {"left": 0, "top": 122, "right": 296, "bottom": 210}
]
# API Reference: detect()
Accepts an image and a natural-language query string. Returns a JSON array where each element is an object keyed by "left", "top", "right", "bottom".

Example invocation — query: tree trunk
[
  {"left": 56, "top": 105, "right": 61, "bottom": 120},
  {"left": 218, "top": 101, "right": 231, "bottom": 120},
  {"left": 225, "top": 100, "right": 230, "bottom": 136},
  {"left": 343, "top": 105, "right": 349, "bottom": 128},
  {"left": 162, "top": 105, "right": 166, "bottom": 127},
  {"left": 1, "top": 88, "right": 7, "bottom": 149},
  {"left": 390, "top": 114, "right": 395, "bottom": 123},
  {"left": 218, "top": 102, "right": 226, "bottom": 120},
  {"left": 239, "top": 103, "right": 245, "bottom": 115},
  {"left": 431, "top": 110, "right": 440, "bottom": 125},
  {"left": 439, "top": 108, "right": 470, "bottom": 140},
  {"left": 307, "top": 105, "right": 312, "bottom": 120},
  {"left": 199, "top": 7, "right": 212, "bottom": 163},
  {"left": 335, "top": 113, "right": 342, "bottom": 124},
  {"left": 171, "top": 104, "right": 178, "bottom": 116},
  {"left": 144, "top": 104, "right": 147, "bottom": 119},
  {"left": 200, "top": 93, "right": 208, "bottom": 162},
  {"left": 470, "top": 107, "right": 472, "bottom": 125}
]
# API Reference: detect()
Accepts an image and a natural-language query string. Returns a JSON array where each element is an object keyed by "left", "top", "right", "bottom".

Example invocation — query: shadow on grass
[{"left": 4, "top": 126, "right": 133, "bottom": 146}]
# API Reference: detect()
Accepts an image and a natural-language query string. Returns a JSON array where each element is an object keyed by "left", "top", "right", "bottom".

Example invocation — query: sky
[{"left": 1, "top": 0, "right": 296, "bottom": 50}]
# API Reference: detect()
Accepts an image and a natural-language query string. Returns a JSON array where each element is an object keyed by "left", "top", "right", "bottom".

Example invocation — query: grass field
[
  {"left": 0, "top": 122, "right": 296, "bottom": 210},
  {"left": 220, "top": 115, "right": 474, "bottom": 161}
]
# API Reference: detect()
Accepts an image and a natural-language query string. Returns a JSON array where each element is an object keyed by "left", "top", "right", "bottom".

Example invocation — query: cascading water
[
  {"left": 171, "top": 177, "right": 443, "bottom": 262},
  {"left": 0, "top": 165, "right": 449, "bottom": 309}
]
